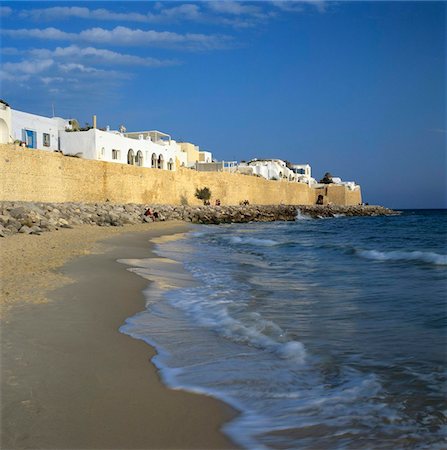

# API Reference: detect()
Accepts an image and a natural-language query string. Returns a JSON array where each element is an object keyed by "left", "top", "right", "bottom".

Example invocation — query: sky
[{"left": 0, "top": 1, "right": 445, "bottom": 209}]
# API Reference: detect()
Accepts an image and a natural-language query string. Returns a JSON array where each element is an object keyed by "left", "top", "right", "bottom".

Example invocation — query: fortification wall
[
  {"left": 313, "top": 184, "right": 362, "bottom": 206},
  {"left": 0, "top": 145, "right": 361, "bottom": 206}
]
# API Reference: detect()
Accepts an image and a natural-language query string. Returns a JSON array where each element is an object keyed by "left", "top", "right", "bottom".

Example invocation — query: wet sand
[{"left": 0, "top": 223, "right": 237, "bottom": 449}]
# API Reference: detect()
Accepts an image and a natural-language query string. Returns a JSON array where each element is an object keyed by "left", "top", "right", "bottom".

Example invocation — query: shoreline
[{"left": 1, "top": 223, "right": 238, "bottom": 449}]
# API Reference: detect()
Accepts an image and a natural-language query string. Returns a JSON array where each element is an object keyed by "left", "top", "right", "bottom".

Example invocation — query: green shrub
[{"left": 195, "top": 187, "right": 211, "bottom": 204}]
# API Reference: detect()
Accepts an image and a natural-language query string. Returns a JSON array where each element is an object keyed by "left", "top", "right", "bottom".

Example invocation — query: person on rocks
[{"left": 144, "top": 208, "right": 158, "bottom": 220}]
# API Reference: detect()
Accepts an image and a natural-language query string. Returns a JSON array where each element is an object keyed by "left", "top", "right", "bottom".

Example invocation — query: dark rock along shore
[{"left": 0, "top": 202, "right": 397, "bottom": 237}]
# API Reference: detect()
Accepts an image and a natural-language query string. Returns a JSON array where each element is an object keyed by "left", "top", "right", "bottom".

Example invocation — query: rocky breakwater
[
  {"left": 0, "top": 202, "right": 397, "bottom": 237},
  {"left": 297, "top": 204, "right": 397, "bottom": 218}
]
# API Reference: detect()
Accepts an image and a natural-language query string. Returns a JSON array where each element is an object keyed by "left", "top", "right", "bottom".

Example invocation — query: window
[
  {"left": 112, "top": 149, "right": 120, "bottom": 160},
  {"left": 98, "top": 147, "right": 105, "bottom": 160},
  {"left": 43, "top": 133, "right": 50, "bottom": 147},
  {"left": 167, "top": 158, "right": 174, "bottom": 171}
]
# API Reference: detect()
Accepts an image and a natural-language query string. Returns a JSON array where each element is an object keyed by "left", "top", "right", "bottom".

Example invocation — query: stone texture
[{"left": 0, "top": 201, "right": 397, "bottom": 237}]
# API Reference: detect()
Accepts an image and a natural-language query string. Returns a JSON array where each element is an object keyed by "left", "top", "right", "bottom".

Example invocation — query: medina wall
[
  {"left": 313, "top": 184, "right": 362, "bottom": 206},
  {"left": 0, "top": 145, "right": 361, "bottom": 206}
]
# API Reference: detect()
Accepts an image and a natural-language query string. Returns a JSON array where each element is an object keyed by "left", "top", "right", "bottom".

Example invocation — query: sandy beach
[{"left": 1, "top": 223, "right": 237, "bottom": 449}]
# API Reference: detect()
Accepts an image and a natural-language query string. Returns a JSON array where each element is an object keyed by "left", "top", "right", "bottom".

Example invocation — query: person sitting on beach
[{"left": 215, "top": 199, "right": 221, "bottom": 206}]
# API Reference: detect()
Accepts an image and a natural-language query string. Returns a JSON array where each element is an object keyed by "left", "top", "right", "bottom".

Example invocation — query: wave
[
  {"left": 295, "top": 210, "right": 313, "bottom": 220},
  {"left": 356, "top": 249, "right": 447, "bottom": 266},
  {"left": 228, "top": 236, "right": 279, "bottom": 246}
]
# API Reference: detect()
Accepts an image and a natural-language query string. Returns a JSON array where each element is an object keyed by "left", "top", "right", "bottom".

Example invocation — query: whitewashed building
[
  {"left": 10, "top": 109, "right": 71, "bottom": 151},
  {"left": 0, "top": 101, "right": 12, "bottom": 144},
  {"left": 244, "top": 159, "right": 292, "bottom": 181},
  {"left": 4, "top": 106, "right": 182, "bottom": 171},
  {"left": 289, "top": 164, "right": 314, "bottom": 184},
  {"left": 237, "top": 159, "right": 314, "bottom": 184},
  {"left": 60, "top": 128, "right": 179, "bottom": 170}
]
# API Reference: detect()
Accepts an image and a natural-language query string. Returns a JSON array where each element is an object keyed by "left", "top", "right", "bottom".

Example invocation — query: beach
[{"left": 1, "top": 223, "right": 237, "bottom": 449}]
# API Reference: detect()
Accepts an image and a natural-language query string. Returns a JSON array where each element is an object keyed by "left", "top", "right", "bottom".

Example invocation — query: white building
[
  {"left": 0, "top": 101, "right": 12, "bottom": 144},
  {"left": 4, "top": 106, "right": 182, "bottom": 171},
  {"left": 237, "top": 159, "right": 314, "bottom": 184},
  {"left": 199, "top": 150, "right": 213, "bottom": 163},
  {"left": 244, "top": 159, "right": 292, "bottom": 181},
  {"left": 329, "top": 177, "right": 359, "bottom": 191},
  {"left": 60, "top": 128, "right": 178, "bottom": 170},
  {"left": 289, "top": 164, "right": 314, "bottom": 184},
  {"left": 11, "top": 109, "right": 71, "bottom": 151}
]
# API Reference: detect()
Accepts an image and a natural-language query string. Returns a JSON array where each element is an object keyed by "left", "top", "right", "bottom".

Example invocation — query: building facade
[
  {"left": 10, "top": 109, "right": 71, "bottom": 151},
  {"left": 0, "top": 101, "right": 12, "bottom": 144},
  {"left": 60, "top": 128, "right": 178, "bottom": 170}
]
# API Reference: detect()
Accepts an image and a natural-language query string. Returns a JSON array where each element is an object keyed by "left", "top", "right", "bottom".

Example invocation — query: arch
[
  {"left": 157, "top": 154, "right": 164, "bottom": 169},
  {"left": 167, "top": 158, "right": 174, "bottom": 171},
  {"left": 127, "top": 149, "right": 135, "bottom": 165},
  {"left": 0, "top": 118, "right": 9, "bottom": 144},
  {"left": 135, "top": 150, "right": 143, "bottom": 167},
  {"left": 151, "top": 153, "right": 157, "bottom": 168}
]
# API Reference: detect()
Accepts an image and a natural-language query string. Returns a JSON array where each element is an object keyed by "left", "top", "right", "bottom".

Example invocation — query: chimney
[{"left": 93, "top": 115, "right": 97, "bottom": 129}]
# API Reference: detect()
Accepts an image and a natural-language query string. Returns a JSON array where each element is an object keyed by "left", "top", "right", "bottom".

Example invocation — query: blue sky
[{"left": 0, "top": 1, "right": 445, "bottom": 208}]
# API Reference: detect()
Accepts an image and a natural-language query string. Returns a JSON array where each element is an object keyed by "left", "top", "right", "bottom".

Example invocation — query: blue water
[{"left": 121, "top": 210, "right": 447, "bottom": 449}]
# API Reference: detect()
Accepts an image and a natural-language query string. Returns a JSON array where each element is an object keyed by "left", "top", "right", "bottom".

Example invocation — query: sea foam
[
  {"left": 228, "top": 236, "right": 279, "bottom": 246},
  {"left": 357, "top": 249, "right": 447, "bottom": 266}
]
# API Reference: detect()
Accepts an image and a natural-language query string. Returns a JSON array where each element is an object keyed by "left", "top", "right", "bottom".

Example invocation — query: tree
[
  {"left": 319, "top": 172, "right": 334, "bottom": 184},
  {"left": 195, "top": 187, "right": 211, "bottom": 205}
]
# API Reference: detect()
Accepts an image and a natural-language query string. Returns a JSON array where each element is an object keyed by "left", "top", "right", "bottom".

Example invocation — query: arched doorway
[
  {"left": 135, "top": 150, "right": 143, "bottom": 167},
  {"left": 157, "top": 154, "right": 164, "bottom": 169},
  {"left": 167, "top": 158, "right": 174, "bottom": 171},
  {"left": 127, "top": 149, "right": 135, "bottom": 165},
  {"left": 151, "top": 153, "right": 157, "bottom": 168},
  {"left": 0, "top": 118, "right": 9, "bottom": 144}
]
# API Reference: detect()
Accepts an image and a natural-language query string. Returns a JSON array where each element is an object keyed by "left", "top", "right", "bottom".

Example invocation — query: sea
[{"left": 120, "top": 209, "right": 446, "bottom": 450}]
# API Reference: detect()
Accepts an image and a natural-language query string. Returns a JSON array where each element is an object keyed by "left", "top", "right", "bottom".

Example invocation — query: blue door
[{"left": 25, "top": 129, "right": 36, "bottom": 148}]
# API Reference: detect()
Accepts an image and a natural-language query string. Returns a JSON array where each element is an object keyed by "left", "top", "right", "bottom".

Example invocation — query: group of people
[
  {"left": 204, "top": 199, "right": 221, "bottom": 206},
  {"left": 144, "top": 208, "right": 159, "bottom": 220}
]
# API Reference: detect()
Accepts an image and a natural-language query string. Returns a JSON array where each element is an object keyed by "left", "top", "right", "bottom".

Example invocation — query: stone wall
[
  {"left": 0, "top": 145, "right": 362, "bottom": 206},
  {"left": 313, "top": 184, "right": 362, "bottom": 206}
]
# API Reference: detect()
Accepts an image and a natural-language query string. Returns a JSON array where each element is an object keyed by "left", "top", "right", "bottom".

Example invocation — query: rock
[
  {"left": 19, "top": 225, "right": 32, "bottom": 234},
  {"left": 30, "top": 225, "right": 42, "bottom": 234}
]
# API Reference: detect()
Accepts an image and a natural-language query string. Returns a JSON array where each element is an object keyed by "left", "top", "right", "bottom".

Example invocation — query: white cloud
[
  {"left": 18, "top": 4, "right": 204, "bottom": 24},
  {"left": 28, "top": 45, "right": 178, "bottom": 67},
  {"left": 272, "top": 1, "right": 328, "bottom": 13},
  {"left": 207, "top": 1, "right": 264, "bottom": 16},
  {"left": 2, "top": 27, "right": 71, "bottom": 40},
  {"left": 40, "top": 76, "right": 65, "bottom": 85},
  {"left": 205, "top": 1, "right": 276, "bottom": 28},
  {"left": 2, "top": 59, "right": 54, "bottom": 75},
  {"left": 59, "top": 63, "right": 104, "bottom": 74},
  {"left": 2, "top": 26, "right": 232, "bottom": 51}
]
